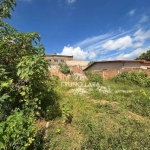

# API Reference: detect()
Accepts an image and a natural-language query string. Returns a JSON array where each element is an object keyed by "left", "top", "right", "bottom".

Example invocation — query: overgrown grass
[{"left": 45, "top": 80, "right": 150, "bottom": 149}]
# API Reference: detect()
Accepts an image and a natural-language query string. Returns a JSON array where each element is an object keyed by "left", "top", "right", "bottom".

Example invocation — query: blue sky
[{"left": 5, "top": 0, "right": 150, "bottom": 61}]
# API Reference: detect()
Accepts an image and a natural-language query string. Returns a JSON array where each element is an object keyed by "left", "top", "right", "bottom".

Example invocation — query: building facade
[
  {"left": 83, "top": 60, "right": 150, "bottom": 71},
  {"left": 45, "top": 54, "right": 73, "bottom": 67}
]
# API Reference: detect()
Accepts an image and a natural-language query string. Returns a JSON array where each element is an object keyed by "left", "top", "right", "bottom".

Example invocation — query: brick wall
[
  {"left": 93, "top": 68, "right": 150, "bottom": 79},
  {"left": 120, "top": 68, "right": 142, "bottom": 73},
  {"left": 103, "top": 70, "right": 118, "bottom": 79},
  {"left": 49, "top": 67, "right": 150, "bottom": 80},
  {"left": 49, "top": 65, "right": 86, "bottom": 81},
  {"left": 71, "top": 66, "right": 85, "bottom": 75}
]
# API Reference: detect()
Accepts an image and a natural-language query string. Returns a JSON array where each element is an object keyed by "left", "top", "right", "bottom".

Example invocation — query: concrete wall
[
  {"left": 66, "top": 60, "right": 89, "bottom": 69},
  {"left": 123, "top": 62, "right": 141, "bottom": 68},
  {"left": 86, "top": 61, "right": 146, "bottom": 71}
]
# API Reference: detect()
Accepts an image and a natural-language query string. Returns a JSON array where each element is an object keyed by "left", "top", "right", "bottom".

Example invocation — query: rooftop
[
  {"left": 45, "top": 54, "right": 73, "bottom": 57},
  {"left": 83, "top": 60, "right": 150, "bottom": 71}
]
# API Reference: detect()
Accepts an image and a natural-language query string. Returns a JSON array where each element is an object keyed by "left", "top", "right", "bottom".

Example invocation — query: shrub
[
  {"left": 61, "top": 101, "right": 73, "bottom": 125},
  {"left": 58, "top": 63, "right": 70, "bottom": 74},
  {"left": 114, "top": 71, "right": 130, "bottom": 83},
  {"left": 0, "top": 108, "right": 36, "bottom": 150},
  {"left": 28, "top": 127, "right": 47, "bottom": 150},
  {"left": 45, "top": 102, "right": 62, "bottom": 121},
  {"left": 86, "top": 71, "right": 103, "bottom": 84},
  {"left": 145, "top": 77, "right": 150, "bottom": 87},
  {"left": 114, "top": 71, "right": 148, "bottom": 86},
  {"left": 130, "top": 71, "right": 147, "bottom": 86}
]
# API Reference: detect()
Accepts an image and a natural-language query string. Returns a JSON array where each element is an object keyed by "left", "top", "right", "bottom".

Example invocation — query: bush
[
  {"left": 130, "top": 71, "right": 147, "bottom": 86},
  {"left": 86, "top": 71, "right": 103, "bottom": 84},
  {"left": 145, "top": 77, "right": 150, "bottom": 87},
  {"left": 45, "top": 102, "right": 62, "bottom": 121},
  {"left": 58, "top": 63, "right": 70, "bottom": 74},
  {"left": 114, "top": 71, "right": 148, "bottom": 86},
  {"left": 0, "top": 108, "right": 36, "bottom": 150},
  {"left": 114, "top": 71, "right": 130, "bottom": 83}
]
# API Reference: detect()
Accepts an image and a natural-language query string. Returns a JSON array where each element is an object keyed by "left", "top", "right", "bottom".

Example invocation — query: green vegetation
[
  {"left": 1, "top": 1, "right": 150, "bottom": 150},
  {"left": 113, "top": 70, "right": 150, "bottom": 87},
  {"left": 0, "top": 1, "right": 60, "bottom": 149},
  {"left": 135, "top": 50, "right": 150, "bottom": 61},
  {"left": 86, "top": 71, "right": 103, "bottom": 84},
  {"left": 44, "top": 79, "right": 150, "bottom": 149},
  {"left": 59, "top": 63, "right": 70, "bottom": 74}
]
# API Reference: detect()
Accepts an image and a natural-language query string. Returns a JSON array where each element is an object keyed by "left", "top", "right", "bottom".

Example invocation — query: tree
[
  {"left": 0, "top": 0, "right": 16, "bottom": 19},
  {"left": 135, "top": 50, "right": 150, "bottom": 61},
  {"left": 0, "top": 1, "right": 60, "bottom": 149}
]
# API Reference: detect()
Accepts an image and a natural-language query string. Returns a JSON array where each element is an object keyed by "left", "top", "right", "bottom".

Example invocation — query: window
[
  {"left": 48, "top": 59, "right": 51, "bottom": 62},
  {"left": 54, "top": 59, "right": 58, "bottom": 62},
  {"left": 61, "top": 59, "right": 64, "bottom": 62}
]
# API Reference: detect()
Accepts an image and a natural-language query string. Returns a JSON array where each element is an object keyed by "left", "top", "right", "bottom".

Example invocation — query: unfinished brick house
[
  {"left": 45, "top": 54, "right": 88, "bottom": 80},
  {"left": 83, "top": 60, "right": 150, "bottom": 79}
]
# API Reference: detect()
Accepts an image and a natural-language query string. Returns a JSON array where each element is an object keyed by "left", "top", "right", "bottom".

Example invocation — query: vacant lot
[{"left": 45, "top": 80, "right": 150, "bottom": 150}]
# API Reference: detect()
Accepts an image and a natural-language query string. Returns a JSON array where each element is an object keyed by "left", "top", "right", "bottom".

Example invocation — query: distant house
[
  {"left": 45, "top": 54, "right": 87, "bottom": 80},
  {"left": 83, "top": 60, "right": 150, "bottom": 72},
  {"left": 45, "top": 54, "right": 73, "bottom": 68},
  {"left": 45, "top": 54, "right": 89, "bottom": 69}
]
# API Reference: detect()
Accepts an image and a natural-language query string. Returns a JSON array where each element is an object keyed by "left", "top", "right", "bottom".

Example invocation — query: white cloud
[
  {"left": 73, "top": 30, "right": 132, "bottom": 55},
  {"left": 134, "top": 28, "right": 150, "bottom": 42},
  {"left": 74, "top": 33, "right": 113, "bottom": 48},
  {"left": 116, "top": 47, "right": 150, "bottom": 60},
  {"left": 139, "top": 15, "right": 149, "bottom": 23},
  {"left": 66, "top": 0, "right": 76, "bottom": 4},
  {"left": 128, "top": 9, "right": 136, "bottom": 16},
  {"left": 132, "top": 42, "right": 143, "bottom": 48},
  {"left": 63, "top": 27, "right": 150, "bottom": 61},
  {"left": 60, "top": 46, "right": 88, "bottom": 60},
  {"left": 89, "top": 52, "right": 97, "bottom": 60},
  {"left": 102, "top": 36, "right": 133, "bottom": 50},
  {"left": 59, "top": 46, "right": 97, "bottom": 60}
]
